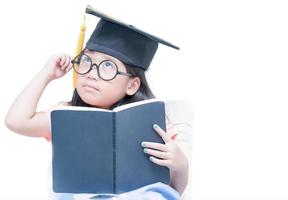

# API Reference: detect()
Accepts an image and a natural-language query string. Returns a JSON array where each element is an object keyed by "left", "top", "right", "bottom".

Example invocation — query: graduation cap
[{"left": 73, "top": 5, "right": 179, "bottom": 87}]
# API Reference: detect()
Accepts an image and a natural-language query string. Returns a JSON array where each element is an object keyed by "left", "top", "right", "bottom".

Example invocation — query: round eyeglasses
[{"left": 72, "top": 54, "right": 133, "bottom": 81}]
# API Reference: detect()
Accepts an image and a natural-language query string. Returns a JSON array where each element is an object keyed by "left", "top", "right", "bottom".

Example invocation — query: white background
[{"left": 0, "top": 0, "right": 288, "bottom": 199}]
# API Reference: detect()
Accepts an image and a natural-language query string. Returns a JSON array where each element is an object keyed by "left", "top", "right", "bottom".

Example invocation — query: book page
[
  {"left": 50, "top": 98, "right": 163, "bottom": 113},
  {"left": 113, "top": 98, "right": 163, "bottom": 112},
  {"left": 51, "top": 105, "right": 112, "bottom": 113}
]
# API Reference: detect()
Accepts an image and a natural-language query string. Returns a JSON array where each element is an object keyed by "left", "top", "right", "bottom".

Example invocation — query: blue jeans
[
  {"left": 52, "top": 182, "right": 180, "bottom": 200},
  {"left": 53, "top": 193, "right": 117, "bottom": 200}
]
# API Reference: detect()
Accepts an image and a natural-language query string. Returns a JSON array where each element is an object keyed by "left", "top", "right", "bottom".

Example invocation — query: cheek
[
  {"left": 75, "top": 77, "right": 84, "bottom": 94},
  {"left": 103, "top": 79, "right": 128, "bottom": 97},
  {"left": 102, "top": 79, "right": 130, "bottom": 103}
]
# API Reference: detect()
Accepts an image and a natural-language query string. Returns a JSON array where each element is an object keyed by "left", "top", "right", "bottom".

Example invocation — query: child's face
[{"left": 76, "top": 50, "right": 139, "bottom": 109}]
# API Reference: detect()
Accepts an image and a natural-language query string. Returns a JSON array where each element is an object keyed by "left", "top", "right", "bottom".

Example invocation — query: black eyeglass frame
[{"left": 71, "top": 53, "right": 133, "bottom": 81}]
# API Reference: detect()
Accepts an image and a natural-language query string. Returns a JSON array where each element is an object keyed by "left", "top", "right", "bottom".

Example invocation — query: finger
[
  {"left": 61, "top": 55, "right": 69, "bottom": 70},
  {"left": 65, "top": 62, "right": 73, "bottom": 72},
  {"left": 143, "top": 148, "right": 171, "bottom": 160},
  {"left": 149, "top": 156, "right": 171, "bottom": 167},
  {"left": 141, "top": 141, "right": 167, "bottom": 152},
  {"left": 63, "top": 55, "right": 71, "bottom": 69},
  {"left": 55, "top": 57, "right": 62, "bottom": 67},
  {"left": 167, "top": 124, "right": 178, "bottom": 140},
  {"left": 153, "top": 124, "right": 172, "bottom": 143},
  {"left": 59, "top": 55, "right": 66, "bottom": 68}
]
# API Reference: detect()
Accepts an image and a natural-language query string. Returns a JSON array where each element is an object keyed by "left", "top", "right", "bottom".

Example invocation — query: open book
[{"left": 50, "top": 98, "right": 170, "bottom": 194}]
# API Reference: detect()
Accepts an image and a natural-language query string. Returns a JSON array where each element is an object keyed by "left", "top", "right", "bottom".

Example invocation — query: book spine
[{"left": 112, "top": 112, "right": 116, "bottom": 193}]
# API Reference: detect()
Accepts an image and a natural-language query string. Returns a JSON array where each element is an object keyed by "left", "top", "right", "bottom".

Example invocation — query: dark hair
[{"left": 70, "top": 64, "right": 155, "bottom": 109}]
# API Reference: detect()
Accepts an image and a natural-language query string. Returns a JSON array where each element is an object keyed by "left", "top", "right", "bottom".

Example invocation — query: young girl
[{"left": 5, "top": 7, "right": 189, "bottom": 200}]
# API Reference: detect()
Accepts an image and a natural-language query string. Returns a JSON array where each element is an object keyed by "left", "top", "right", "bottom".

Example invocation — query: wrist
[
  {"left": 38, "top": 68, "right": 53, "bottom": 84},
  {"left": 169, "top": 164, "right": 189, "bottom": 195},
  {"left": 173, "top": 162, "right": 189, "bottom": 175}
]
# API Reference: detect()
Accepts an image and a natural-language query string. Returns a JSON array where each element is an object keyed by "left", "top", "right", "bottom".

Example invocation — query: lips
[{"left": 83, "top": 84, "right": 100, "bottom": 91}]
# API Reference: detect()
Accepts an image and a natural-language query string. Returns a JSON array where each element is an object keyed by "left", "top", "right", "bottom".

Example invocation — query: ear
[{"left": 126, "top": 77, "right": 141, "bottom": 96}]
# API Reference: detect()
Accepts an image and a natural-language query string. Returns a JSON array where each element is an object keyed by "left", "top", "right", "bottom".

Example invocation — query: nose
[{"left": 86, "top": 65, "right": 100, "bottom": 80}]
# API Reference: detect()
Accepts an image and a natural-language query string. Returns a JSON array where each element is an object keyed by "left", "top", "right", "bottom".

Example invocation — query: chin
[
  {"left": 81, "top": 96, "right": 100, "bottom": 106},
  {"left": 79, "top": 95, "right": 108, "bottom": 108},
  {"left": 77, "top": 87, "right": 123, "bottom": 109}
]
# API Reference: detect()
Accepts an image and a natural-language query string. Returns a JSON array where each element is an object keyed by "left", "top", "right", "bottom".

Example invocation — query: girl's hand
[
  {"left": 42, "top": 54, "right": 73, "bottom": 81},
  {"left": 141, "top": 124, "right": 188, "bottom": 173}
]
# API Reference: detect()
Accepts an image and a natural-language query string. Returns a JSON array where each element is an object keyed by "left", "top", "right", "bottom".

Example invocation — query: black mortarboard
[{"left": 85, "top": 5, "right": 179, "bottom": 71}]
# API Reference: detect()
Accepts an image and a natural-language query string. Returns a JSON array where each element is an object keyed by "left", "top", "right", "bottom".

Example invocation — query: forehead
[{"left": 84, "top": 49, "right": 124, "bottom": 65}]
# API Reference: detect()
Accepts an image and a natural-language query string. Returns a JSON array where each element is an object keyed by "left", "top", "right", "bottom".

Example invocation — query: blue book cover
[{"left": 50, "top": 99, "right": 170, "bottom": 194}]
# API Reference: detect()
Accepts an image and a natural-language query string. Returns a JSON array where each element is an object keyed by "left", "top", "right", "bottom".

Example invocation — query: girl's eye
[
  {"left": 102, "top": 61, "right": 115, "bottom": 68},
  {"left": 80, "top": 55, "right": 91, "bottom": 64}
]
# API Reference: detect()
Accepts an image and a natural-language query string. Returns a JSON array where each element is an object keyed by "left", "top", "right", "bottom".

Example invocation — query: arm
[
  {"left": 5, "top": 54, "right": 73, "bottom": 138},
  {"left": 141, "top": 124, "right": 189, "bottom": 195}
]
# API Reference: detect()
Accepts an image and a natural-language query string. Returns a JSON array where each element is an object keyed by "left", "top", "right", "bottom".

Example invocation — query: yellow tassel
[{"left": 73, "top": 15, "right": 86, "bottom": 88}]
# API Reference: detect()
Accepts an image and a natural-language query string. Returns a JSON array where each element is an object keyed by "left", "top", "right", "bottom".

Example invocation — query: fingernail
[
  {"left": 143, "top": 148, "right": 148, "bottom": 153},
  {"left": 141, "top": 142, "right": 146, "bottom": 147},
  {"left": 153, "top": 124, "right": 158, "bottom": 129},
  {"left": 149, "top": 156, "right": 154, "bottom": 161}
]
